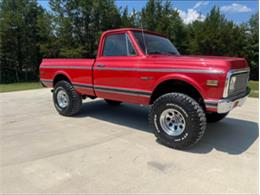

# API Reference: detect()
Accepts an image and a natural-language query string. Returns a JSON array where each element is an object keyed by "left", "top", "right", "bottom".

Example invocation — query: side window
[{"left": 103, "top": 33, "right": 136, "bottom": 56}]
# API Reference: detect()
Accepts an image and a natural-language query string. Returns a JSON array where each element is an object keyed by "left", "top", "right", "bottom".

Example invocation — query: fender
[
  {"left": 152, "top": 73, "right": 207, "bottom": 99},
  {"left": 53, "top": 70, "right": 73, "bottom": 86}
]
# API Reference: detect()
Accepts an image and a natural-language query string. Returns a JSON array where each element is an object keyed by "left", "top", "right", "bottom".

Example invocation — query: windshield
[{"left": 133, "top": 31, "right": 180, "bottom": 56}]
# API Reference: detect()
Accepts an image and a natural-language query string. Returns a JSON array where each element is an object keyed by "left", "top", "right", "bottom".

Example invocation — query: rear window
[{"left": 103, "top": 33, "right": 136, "bottom": 56}]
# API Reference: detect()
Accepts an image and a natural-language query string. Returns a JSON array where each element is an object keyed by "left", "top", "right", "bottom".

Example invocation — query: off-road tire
[
  {"left": 105, "top": 99, "right": 122, "bottom": 106},
  {"left": 206, "top": 112, "right": 229, "bottom": 123},
  {"left": 53, "top": 80, "right": 82, "bottom": 116},
  {"left": 149, "top": 93, "right": 206, "bottom": 149}
]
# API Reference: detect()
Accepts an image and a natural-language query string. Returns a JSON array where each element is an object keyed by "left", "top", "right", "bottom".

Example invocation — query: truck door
[{"left": 93, "top": 32, "right": 150, "bottom": 104}]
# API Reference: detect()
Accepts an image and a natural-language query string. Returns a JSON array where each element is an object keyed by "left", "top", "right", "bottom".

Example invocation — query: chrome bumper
[{"left": 205, "top": 88, "right": 250, "bottom": 114}]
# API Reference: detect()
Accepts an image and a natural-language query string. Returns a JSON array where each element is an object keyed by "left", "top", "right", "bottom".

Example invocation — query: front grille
[{"left": 228, "top": 72, "right": 249, "bottom": 96}]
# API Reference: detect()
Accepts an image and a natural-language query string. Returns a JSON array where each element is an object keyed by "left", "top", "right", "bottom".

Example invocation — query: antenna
[{"left": 140, "top": 22, "right": 148, "bottom": 55}]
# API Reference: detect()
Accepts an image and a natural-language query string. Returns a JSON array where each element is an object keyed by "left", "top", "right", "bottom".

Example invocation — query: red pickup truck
[{"left": 40, "top": 28, "right": 250, "bottom": 149}]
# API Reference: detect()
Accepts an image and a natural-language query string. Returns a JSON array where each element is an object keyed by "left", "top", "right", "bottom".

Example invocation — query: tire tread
[
  {"left": 54, "top": 80, "right": 82, "bottom": 116},
  {"left": 149, "top": 93, "right": 206, "bottom": 149}
]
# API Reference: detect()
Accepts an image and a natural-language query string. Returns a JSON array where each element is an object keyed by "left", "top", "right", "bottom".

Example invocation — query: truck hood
[{"left": 150, "top": 55, "right": 249, "bottom": 71}]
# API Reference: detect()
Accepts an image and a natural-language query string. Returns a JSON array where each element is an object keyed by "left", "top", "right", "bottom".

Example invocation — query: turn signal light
[{"left": 206, "top": 80, "right": 219, "bottom": 87}]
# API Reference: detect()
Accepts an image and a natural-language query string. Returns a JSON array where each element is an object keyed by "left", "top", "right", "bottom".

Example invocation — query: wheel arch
[
  {"left": 150, "top": 75, "right": 206, "bottom": 108},
  {"left": 53, "top": 71, "right": 72, "bottom": 87}
]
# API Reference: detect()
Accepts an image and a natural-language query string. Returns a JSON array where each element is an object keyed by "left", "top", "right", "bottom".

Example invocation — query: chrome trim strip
[
  {"left": 223, "top": 68, "right": 250, "bottom": 98},
  {"left": 40, "top": 79, "right": 53, "bottom": 83},
  {"left": 205, "top": 105, "right": 217, "bottom": 109},
  {"left": 41, "top": 65, "right": 224, "bottom": 74},
  {"left": 94, "top": 85, "right": 152, "bottom": 96},
  {"left": 94, "top": 84, "right": 151, "bottom": 94},
  {"left": 95, "top": 88, "right": 151, "bottom": 97},
  {"left": 41, "top": 66, "right": 92, "bottom": 70},
  {"left": 95, "top": 67, "right": 224, "bottom": 74},
  {"left": 205, "top": 100, "right": 218, "bottom": 109},
  {"left": 71, "top": 82, "right": 151, "bottom": 97},
  {"left": 73, "top": 83, "right": 93, "bottom": 89},
  {"left": 204, "top": 100, "right": 218, "bottom": 105},
  {"left": 229, "top": 68, "right": 250, "bottom": 74}
]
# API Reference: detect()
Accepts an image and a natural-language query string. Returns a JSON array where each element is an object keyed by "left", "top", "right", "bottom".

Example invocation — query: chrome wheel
[
  {"left": 57, "top": 89, "right": 69, "bottom": 108},
  {"left": 160, "top": 108, "right": 186, "bottom": 136}
]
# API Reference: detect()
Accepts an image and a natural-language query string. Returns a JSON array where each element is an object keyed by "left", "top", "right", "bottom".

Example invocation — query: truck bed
[{"left": 40, "top": 58, "right": 96, "bottom": 96}]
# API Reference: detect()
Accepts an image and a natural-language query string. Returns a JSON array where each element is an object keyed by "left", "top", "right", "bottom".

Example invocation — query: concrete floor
[{"left": 0, "top": 88, "right": 258, "bottom": 194}]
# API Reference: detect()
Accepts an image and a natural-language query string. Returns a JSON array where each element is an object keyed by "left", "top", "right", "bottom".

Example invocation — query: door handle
[{"left": 97, "top": 64, "right": 105, "bottom": 68}]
